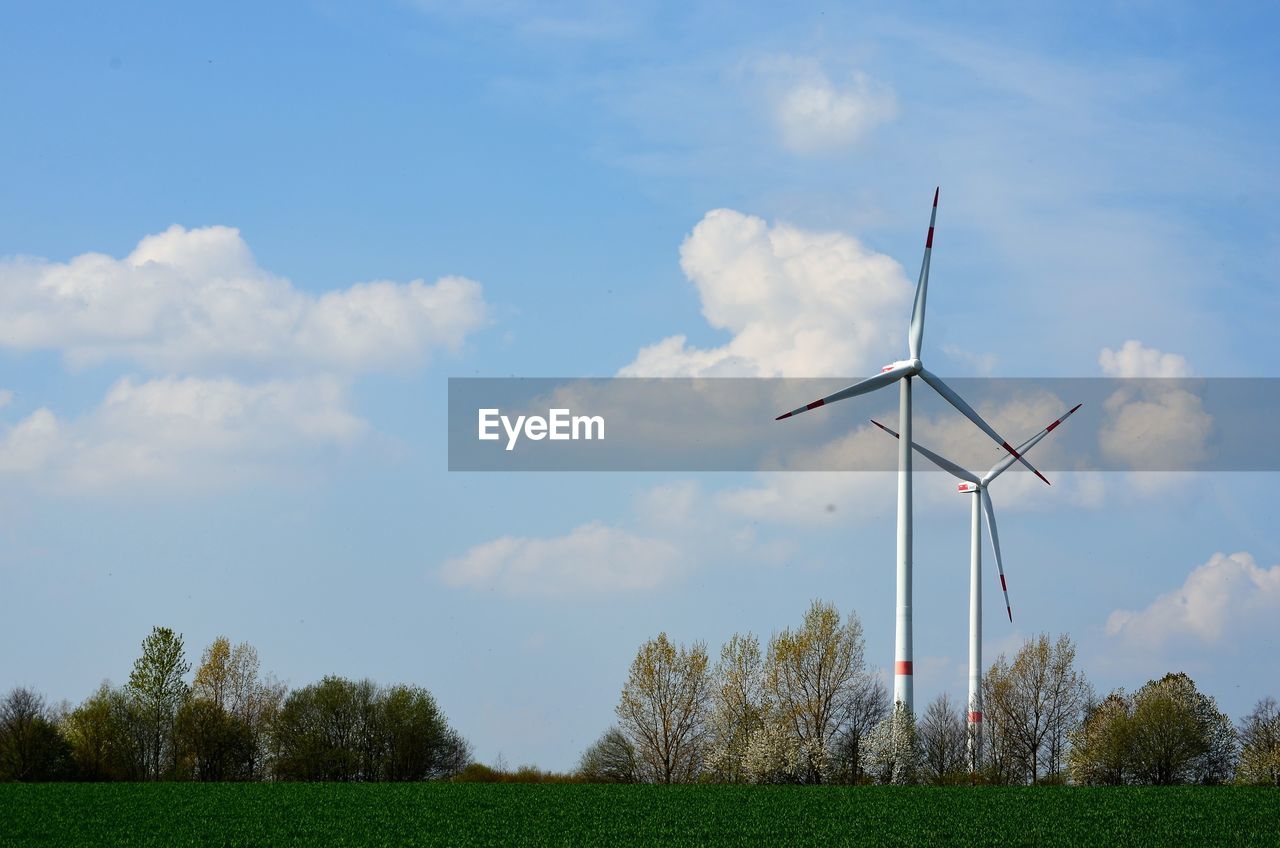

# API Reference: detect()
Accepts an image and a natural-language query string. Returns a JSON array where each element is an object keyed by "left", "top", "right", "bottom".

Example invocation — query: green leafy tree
[
  {"left": 274, "top": 676, "right": 364, "bottom": 780},
  {"left": 1128, "top": 672, "right": 1235, "bottom": 785},
  {"left": 175, "top": 697, "right": 253, "bottom": 781},
  {"left": 127, "top": 626, "right": 191, "bottom": 780},
  {"left": 272, "top": 677, "right": 468, "bottom": 781},
  {"left": 62, "top": 682, "right": 146, "bottom": 781},
  {"left": 380, "top": 684, "right": 468, "bottom": 780},
  {"left": 1068, "top": 691, "right": 1134, "bottom": 785}
]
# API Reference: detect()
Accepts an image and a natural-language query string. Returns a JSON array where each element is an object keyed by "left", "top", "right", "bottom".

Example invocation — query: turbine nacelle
[
  {"left": 957, "top": 482, "right": 982, "bottom": 493},
  {"left": 881, "top": 358, "right": 922, "bottom": 375}
]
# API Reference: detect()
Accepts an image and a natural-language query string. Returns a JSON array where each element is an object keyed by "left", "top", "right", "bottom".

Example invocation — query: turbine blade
[
  {"left": 775, "top": 364, "right": 912, "bottom": 421},
  {"left": 981, "top": 488, "right": 1013, "bottom": 623},
  {"left": 908, "top": 187, "right": 939, "bottom": 360},
  {"left": 870, "top": 419, "right": 980, "bottom": 484},
  {"left": 986, "top": 403, "right": 1083, "bottom": 482},
  {"left": 917, "top": 367, "right": 1051, "bottom": 485}
]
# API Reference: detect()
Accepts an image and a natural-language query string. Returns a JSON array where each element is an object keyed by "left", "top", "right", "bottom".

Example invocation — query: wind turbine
[
  {"left": 870, "top": 402, "right": 1082, "bottom": 766},
  {"left": 774, "top": 188, "right": 1048, "bottom": 713}
]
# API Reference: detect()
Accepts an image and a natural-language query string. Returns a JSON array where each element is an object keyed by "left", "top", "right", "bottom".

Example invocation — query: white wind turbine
[
  {"left": 774, "top": 188, "right": 1048, "bottom": 712},
  {"left": 869, "top": 402, "right": 1082, "bottom": 766}
]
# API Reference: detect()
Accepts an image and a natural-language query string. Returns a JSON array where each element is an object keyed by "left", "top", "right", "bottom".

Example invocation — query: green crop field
[{"left": 2, "top": 783, "right": 1276, "bottom": 847}]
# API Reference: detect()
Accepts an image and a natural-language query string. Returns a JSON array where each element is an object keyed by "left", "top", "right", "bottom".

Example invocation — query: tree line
[
  {"left": 6, "top": 608, "right": 1280, "bottom": 786},
  {"left": 580, "top": 599, "right": 1280, "bottom": 786},
  {"left": 0, "top": 627, "right": 470, "bottom": 782}
]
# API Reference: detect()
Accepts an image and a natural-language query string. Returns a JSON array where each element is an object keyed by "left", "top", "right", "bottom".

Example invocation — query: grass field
[{"left": 2, "top": 783, "right": 1277, "bottom": 847}]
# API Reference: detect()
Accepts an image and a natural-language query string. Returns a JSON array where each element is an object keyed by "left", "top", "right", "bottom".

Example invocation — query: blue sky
[{"left": 2, "top": 1, "right": 1278, "bottom": 770}]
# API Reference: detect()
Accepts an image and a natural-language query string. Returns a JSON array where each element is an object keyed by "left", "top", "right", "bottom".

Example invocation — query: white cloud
[
  {"left": 438, "top": 479, "right": 796, "bottom": 595},
  {"left": 1099, "top": 385, "right": 1212, "bottom": 470},
  {"left": 1096, "top": 341, "right": 1212, "bottom": 475},
  {"left": 0, "top": 375, "right": 367, "bottom": 492},
  {"left": 619, "top": 209, "right": 911, "bottom": 378},
  {"left": 753, "top": 56, "right": 897, "bottom": 154},
  {"left": 1106, "top": 551, "right": 1280, "bottom": 648},
  {"left": 0, "top": 225, "right": 489, "bottom": 374},
  {"left": 1099, "top": 339, "right": 1191, "bottom": 379},
  {"left": 941, "top": 344, "right": 998, "bottom": 377},
  {"left": 438, "top": 521, "right": 685, "bottom": 596},
  {"left": 0, "top": 389, "right": 11, "bottom": 409}
]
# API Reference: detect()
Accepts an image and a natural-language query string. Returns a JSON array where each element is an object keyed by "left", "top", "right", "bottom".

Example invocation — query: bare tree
[
  {"left": 0, "top": 687, "right": 71, "bottom": 780},
  {"left": 706, "top": 632, "right": 766, "bottom": 783},
  {"left": 983, "top": 633, "right": 1090, "bottom": 784},
  {"left": 831, "top": 675, "right": 888, "bottom": 784},
  {"left": 765, "top": 600, "right": 869, "bottom": 783},
  {"left": 616, "top": 632, "right": 711, "bottom": 784},
  {"left": 1237, "top": 697, "right": 1280, "bottom": 786},
  {"left": 190, "top": 637, "right": 284, "bottom": 779},
  {"left": 918, "top": 693, "right": 967, "bottom": 784},
  {"left": 578, "top": 726, "right": 638, "bottom": 783}
]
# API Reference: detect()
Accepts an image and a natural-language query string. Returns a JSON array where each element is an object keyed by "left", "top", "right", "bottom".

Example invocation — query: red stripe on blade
[
  {"left": 775, "top": 412, "right": 792, "bottom": 420},
  {"left": 806, "top": 399, "right": 825, "bottom": 411},
  {"left": 926, "top": 226, "right": 934, "bottom": 248},
  {"left": 1046, "top": 420, "right": 1060, "bottom": 432},
  {"left": 1007, "top": 606, "right": 1013, "bottom": 622},
  {"left": 895, "top": 661, "right": 913, "bottom": 675},
  {"left": 1000, "top": 575, "right": 1007, "bottom": 591},
  {"left": 933, "top": 187, "right": 939, "bottom": 207}
]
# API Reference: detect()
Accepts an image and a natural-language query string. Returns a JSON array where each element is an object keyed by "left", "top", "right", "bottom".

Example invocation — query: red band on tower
[{"left": 895, "top": 661, "right": 913, "bottom": 675}]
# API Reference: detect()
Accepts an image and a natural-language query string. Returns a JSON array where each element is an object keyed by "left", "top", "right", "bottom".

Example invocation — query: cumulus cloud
[
  {"left": 1096, "top": 341, "right": 1212, "bottom": 473},
  {"left": 1099, "top": 340, "right": 1191, "bottom": 379},
  {"left": 619, "top": 209, "right": 911, "bottom": 378},
  {"left": 0, "top": 375, "right": 367, "bottom": 492},
  {"left": 752, "top": 56, "right": 897, "bottom": 154},
  {"left": 1106, "top": 552, "right": 1280, "bottom": 648},
  {"left": 438, "top": 521, "right": 685, "bottom": 596},
  {"left": 0, "top": 225, "right": 489, "bottom": 373},
  {"left": 437, "top": 479, "right": 795, "bottom": 595}
]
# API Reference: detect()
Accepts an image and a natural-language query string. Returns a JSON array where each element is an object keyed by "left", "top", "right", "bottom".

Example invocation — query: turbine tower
[
  {"left": 775, "top": 189, "right": 1048, "bottom": 712},
  {"left": 870, "top": 402, "right": 1081, "bottom": 765}
]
